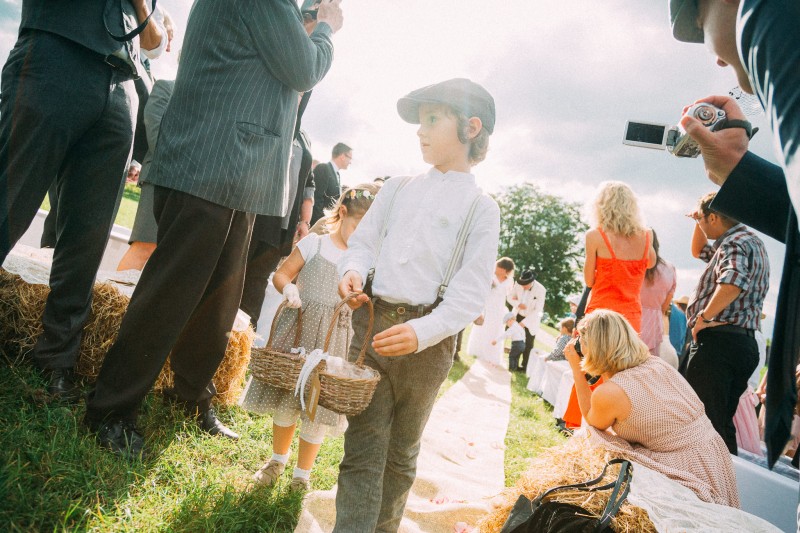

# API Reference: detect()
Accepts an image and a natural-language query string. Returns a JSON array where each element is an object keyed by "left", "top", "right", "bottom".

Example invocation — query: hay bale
[
  {"left": 153, "top": 326, "right": 255, "bottom": 407},
  {"left": 0, "top": 269, "right": 254, "bottom": 406},
  {"left": 477, "top": 435, "right": 656, "bottom": 533}
]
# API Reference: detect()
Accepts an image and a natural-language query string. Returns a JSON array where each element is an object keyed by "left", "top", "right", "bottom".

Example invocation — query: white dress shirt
[
  {"left": 497, "top": 321, "right": 526, "bottom": 343},
  {"left": 338, "top": 169, "right": 501, "bottom": 352},
  {"left": 508, "top": 281, "right": 547, "bottom": 335}
]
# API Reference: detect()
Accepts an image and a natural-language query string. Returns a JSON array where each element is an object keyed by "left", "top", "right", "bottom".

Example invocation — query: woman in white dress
[{"left": 467, "top": 257, "right": 515, "bottom": 365}]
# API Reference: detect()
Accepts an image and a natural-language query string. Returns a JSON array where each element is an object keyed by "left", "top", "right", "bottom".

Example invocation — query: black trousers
[
  {"left": 87, "top": 187, "right": 255, "bottom": 421},
  {"left": 508, "top": 340, "right": 526, "bottom": 372},
  {"left": 239, "top": 235, "right": 289, "bottom": 327},
  {"left": 516, "top": 313, "right": 535, "bottom": 371},
  {"left": 685, "top": 328, "right": 759, "bottom": 454},
  {"left": 0, "top": 30, "right": 135, "bottom": 369}
]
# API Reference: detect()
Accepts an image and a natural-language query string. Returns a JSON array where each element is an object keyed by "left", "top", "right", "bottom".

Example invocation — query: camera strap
[{"left": 713, "top": 118, "right": 758, "bottom": 139}]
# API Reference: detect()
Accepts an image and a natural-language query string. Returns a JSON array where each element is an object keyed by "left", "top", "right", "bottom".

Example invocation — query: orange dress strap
[
  {"left": 597, "top": 227, "right": 616, "bottom": 259},
  {"left": 641, "top": 230, "right": 651, "bottom": 261}
]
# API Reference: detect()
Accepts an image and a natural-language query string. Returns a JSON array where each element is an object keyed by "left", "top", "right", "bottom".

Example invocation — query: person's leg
[
  {"left": 375, "top": 335, "right": 454, "bottom": 532},
  {"left": 720, "top": 334, "right": 760, "bottom": 454},
  {"left": 168, "top": 208, "right": 254, "bottom": 410},
  {"left": 685, "top": 331, "right": 741, "bottom": 453},
  {"left": 34, "top": 70, "right": 135, "bottom": 371},
  {"left": 521, "top": 328, "right": 534, "bottom": 372},
  {"left": 334, "top": 306, "right": 394, "bottom": 533},
  {"left": 239, "top": 239, "right": 282, "bottom": 327},
  {"left": 86, "top": 188, "right": 242, "bottom": 422},
  {"left": 509, "top": 341, "right": 523, "bottom": 371}
]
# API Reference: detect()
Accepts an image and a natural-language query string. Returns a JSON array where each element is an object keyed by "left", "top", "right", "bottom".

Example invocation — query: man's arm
[
  {"left": 245, "top": 0, "right": 340, "bottom": 93},
  {"left": 131, "top": 0, "right": 163, "bottom": 52}
]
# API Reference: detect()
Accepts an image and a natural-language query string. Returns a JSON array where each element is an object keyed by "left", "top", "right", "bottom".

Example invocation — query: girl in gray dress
[{"left": 241, "top": 183, "right": 380, "bottom": 491}]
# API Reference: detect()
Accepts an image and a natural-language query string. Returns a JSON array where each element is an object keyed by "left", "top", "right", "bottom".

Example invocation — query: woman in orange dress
[{"left": 562, "top": 181, "right": 655, "bottom": 428}]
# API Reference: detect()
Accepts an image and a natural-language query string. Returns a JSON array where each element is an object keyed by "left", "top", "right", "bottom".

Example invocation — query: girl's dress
[
  {"left": 588, "top": 356, "right": 740, "bottom": 508},
  {"left": 639, "top": 261, "right": 677, "bottom": 355},
  {"left": 240, "top": 233, "right": 351, "bottom": 436},
  {"left": 564, "top": 228, "right": 651, "bottom": 428},
  {"left": 466, "top": 275, "right": 513, "bottom": 365}
]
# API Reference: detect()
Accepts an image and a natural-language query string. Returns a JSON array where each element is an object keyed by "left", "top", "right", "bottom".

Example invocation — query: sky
[{"left": 0, "top": 1, "right": 784, "bottom": 335}]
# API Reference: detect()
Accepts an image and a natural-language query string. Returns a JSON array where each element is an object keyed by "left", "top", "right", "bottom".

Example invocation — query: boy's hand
[
  {"left": 372, "top": 324, "right": 418, "bottom": 356},
  {"left": 491, "top": 340, "right": 497, "bottom": 346},
  {"left": 518, "top": 304, "right": 527, "bottom": 310},
  {"left": 339, "top": 271, "right": 369, "bottom": 309}
]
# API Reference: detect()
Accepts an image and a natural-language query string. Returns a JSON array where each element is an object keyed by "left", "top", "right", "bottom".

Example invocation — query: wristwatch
[
  {"left": 699, "top": 312, "right": 714, "bottom": 324},
  {"left": 297, "top": 220, "right": 310, "bottom": 228}
]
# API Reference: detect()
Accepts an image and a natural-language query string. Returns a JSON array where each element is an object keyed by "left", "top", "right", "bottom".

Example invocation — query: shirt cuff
[
  {"left": 406, "top": 315, "right": 449, "bottom": 353},
  {"left": 303, "top": 187, "right": 315, "bottom": 200}
]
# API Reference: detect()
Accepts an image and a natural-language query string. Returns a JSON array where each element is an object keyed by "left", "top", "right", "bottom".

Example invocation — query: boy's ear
[
  {"left": 466, "top": 117, "right": 483, "bottom": 140},
  {"left": 339, "top": 204, "right": 348, "bottom": 218}
]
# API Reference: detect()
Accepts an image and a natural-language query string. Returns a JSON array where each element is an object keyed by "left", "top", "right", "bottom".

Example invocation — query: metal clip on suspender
[{"left": 364, "top": 176, "right": 483, "bottom": 306}]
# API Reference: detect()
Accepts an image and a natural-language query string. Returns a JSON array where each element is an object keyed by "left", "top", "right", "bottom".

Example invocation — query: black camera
[{"left": 574, "top": 338, "right": 583, "bottom": 358}]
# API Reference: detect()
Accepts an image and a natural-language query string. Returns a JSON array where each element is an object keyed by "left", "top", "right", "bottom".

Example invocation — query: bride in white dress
[{"left": 467, "top": 257, "right": 515, "bottom": 365}]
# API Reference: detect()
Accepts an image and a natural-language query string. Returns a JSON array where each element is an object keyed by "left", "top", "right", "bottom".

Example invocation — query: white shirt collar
[
  {"left": 331, "top": 160, "right": 341, "bottom": 173},
  {"left": 425, "top": 167, "right": 475, "bottom": 183}
]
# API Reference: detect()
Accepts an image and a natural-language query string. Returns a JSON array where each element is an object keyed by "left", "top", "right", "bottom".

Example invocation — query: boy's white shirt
[
  {"left": 338, "top": 169, "right": 501, "bottom": 352},
  {"left": 508, "top": 280, "right": 547, "bottom": 335},
  {"left": 497, "top": 321, "right": 526, "bottom": 343}
]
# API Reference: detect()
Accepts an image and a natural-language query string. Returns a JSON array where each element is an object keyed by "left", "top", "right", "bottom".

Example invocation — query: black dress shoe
[
  {"left": 87, "top": 417, "right": 145, "bottom": 461},
  {"left": 44, "top": 368, "right": 81, "bottom": 403},
  {"left": 196, "top": 407, "right": 239, "bottom": 440}
]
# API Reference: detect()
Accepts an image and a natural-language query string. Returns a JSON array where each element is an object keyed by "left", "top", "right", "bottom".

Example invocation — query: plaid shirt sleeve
[
  {"left": 715, "top": 240, "right": 752, "bottom": 292},
  {"left": 698, "top": 243, "right": 715, "bottom": 263}
]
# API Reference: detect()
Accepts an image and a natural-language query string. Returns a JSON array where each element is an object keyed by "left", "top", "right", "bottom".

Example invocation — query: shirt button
[
  {"left": 399, "top": 257, "right": 408, "bottom": 264},
  {"left": 439, "top": 217, "right": 449, "bottom": 228}
]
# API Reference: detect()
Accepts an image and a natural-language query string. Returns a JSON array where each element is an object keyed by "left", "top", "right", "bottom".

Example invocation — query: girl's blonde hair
[
  {"left": 325, "top": 182, "right": 382, "bottom": 229},
  {"left": 590, "top": 181, "right": 645, "bottom": 237},
  {"left": 578, "top": 309, "right": 650, "bottom": 376}
]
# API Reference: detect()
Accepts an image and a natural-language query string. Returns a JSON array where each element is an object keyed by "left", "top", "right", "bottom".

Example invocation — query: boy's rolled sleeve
[
  {"left": 407, "top": 197, "right": 501, "bottom": 352},
  {"left": 698, "top": 243, "right": 715, "bottom": 263}
]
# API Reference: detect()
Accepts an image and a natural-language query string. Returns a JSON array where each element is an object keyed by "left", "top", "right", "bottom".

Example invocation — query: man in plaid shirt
[{"left": 685, "top": 192, "right": 769, "bottom": 454}]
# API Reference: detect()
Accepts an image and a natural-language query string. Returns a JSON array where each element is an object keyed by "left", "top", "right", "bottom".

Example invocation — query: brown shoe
[
  {"left": 253, "top": 460, "right": 286, "bottom": 487},
  {"left": 289, "top": 477, "right": 310, "bottom": 493}
]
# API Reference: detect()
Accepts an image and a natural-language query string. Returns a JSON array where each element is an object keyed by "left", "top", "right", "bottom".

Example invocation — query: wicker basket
[
  {"left": 316, "top": 294, "right": 381, "bottom": 416},
  {"left": 249, "top": 301, "right": 308, "bottom": 390}
]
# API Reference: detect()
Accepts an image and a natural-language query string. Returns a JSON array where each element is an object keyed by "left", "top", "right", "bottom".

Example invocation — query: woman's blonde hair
[
  {"left": 590, "top": 181, "right": 645, "bottom": 237},
  {"left": 325, "top": 181, "right": 382, "bottom": 230},
  {"left": 578, "top": 309, "right": 650, "bottom": 376}
]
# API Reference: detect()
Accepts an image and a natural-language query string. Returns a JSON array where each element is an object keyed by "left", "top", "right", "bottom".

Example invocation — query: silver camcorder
[{"left": 622, "top": 103, "right": 726, "bottom": 158}]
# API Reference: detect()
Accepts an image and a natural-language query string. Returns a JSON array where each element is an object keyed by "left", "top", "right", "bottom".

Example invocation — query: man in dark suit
[
  {"left": 669, "top": 0, "right": 799, "bottom": 466},
  {"left": 310, "top": 142, "right": 353, "bottom": 225},
  {"left": 85, "top": 0, "right": 342, "bottom": 459},
  {"left": 0, "top": 0, "right": 162, "bottom": 402}
]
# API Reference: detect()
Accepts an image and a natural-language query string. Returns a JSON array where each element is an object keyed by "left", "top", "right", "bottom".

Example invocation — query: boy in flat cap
[{"left": 335, "top": 78, "right": 500, "bottom": 532}]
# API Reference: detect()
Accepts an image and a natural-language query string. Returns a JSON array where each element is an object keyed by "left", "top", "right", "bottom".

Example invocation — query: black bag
[{"left": 499, "top": 459, "right": 633, "bottom": 533}]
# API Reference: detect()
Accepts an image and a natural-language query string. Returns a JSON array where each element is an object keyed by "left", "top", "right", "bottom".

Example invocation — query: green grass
[
  {"left": 0, "top": 339, "right": 563, "bottom": 531},
  {"left": 41, "top": 183, "right": 141, "bottom": 230}
]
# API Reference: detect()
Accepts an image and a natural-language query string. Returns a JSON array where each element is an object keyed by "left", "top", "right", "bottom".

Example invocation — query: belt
[
  {"left": 373, "top": 298, "right": 436, "bottom": 318},
  {"left": 703, "top": 324, "right": 755, "bottom": 338}
]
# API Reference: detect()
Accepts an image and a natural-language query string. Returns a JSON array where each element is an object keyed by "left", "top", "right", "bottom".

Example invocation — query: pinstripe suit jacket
[{"left": 146, "top": 0, "right": 334, "bottom": 215}]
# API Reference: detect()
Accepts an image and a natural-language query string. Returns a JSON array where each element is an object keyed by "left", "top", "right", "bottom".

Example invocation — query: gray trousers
[{"left": 334, "top": 301, "right": 455, "bottom": 533}]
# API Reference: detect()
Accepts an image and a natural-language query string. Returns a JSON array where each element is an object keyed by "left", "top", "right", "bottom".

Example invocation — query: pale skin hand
[
  {"left": 681, "top": 95, "right": 750, "bottom": 187},
  {"left": 315, "top": 0, "right": 344, "bottom": 33}
]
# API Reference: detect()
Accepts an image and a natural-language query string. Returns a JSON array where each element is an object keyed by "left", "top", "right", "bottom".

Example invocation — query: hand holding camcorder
[{"left": 622, "top": 103, "right": 727, "bottom": 158}]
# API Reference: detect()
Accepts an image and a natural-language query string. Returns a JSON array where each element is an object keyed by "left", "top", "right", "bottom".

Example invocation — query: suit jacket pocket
[{"left": 236, "top": 121, "right": 280, "bottom": 138}]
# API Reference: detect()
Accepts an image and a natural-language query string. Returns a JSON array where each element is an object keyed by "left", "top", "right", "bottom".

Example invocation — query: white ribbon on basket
[{"left": 294, "top": 348, "right": 329, "bottom": 412}]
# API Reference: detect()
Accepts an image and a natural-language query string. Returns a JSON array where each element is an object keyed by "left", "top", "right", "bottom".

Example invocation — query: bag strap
[
  {"left": 105, "top": 0, "right": 158, "bottom": 42},
  {"left": 531, "top": 458, "right": 633, "bottom": 531},
  {"left": 436, "top": 194, "right": 482, "bottom": 301}
]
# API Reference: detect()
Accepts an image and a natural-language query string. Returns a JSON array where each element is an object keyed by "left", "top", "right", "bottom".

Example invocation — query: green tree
[{"left": 495, "top": 183, "right": 587, "bottom": 319}]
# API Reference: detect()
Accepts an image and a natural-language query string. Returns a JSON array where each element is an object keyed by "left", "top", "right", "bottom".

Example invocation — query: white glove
[{"left": 282, "top": 283, "right": 302, "bottom": 308}]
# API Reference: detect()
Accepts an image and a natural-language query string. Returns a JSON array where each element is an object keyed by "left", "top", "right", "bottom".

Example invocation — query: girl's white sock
[
  {"left": 293, "top": 467, "right": 311, "bottom": 480},
  {"left": 271, "top": 452, "right": 290, "bottom": 465}
]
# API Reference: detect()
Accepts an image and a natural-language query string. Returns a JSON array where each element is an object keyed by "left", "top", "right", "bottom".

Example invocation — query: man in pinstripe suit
[{"left": 86, "top": 0, "right": 343, "bottom": 458}]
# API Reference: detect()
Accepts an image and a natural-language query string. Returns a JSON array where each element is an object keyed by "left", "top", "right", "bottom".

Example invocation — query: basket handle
[
  {"left": 324, "top": 293, "right": 374, "bottom": 367},
  {"left": 266, "top": 300, "right": 303, "bottom": 350}
]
